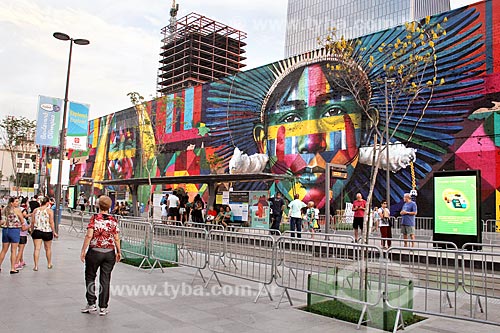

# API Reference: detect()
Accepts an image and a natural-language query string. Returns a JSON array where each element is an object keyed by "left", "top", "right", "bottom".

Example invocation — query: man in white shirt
[
  {"left": 167, "top": 190, "right": 180, "bottom": 221},
  {"left": 288, "top": 194, "right": 306, "bottom": 238}
]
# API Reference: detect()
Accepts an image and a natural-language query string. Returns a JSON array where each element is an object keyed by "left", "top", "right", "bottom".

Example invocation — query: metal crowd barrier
[
  {"left": 394, "top": 216, "right": 433, "bottom": 239},
  {"left": 185, "top": 221, "right": 224, "bottom": 232},
  {"left": 461, "top": 243, "right": 500, "bottom": 322},
  {"left": 119, "top": 219, "right": 152, "bottom": 269},
  {"left": 282, "top": 231, "right": 355, "bottom": 243},
  {"left": 207, "top": 229, "right": 276, "bottom": 302},
  {"left": 274, "top": 236, "right": 384, "bottom": 328},
  {"left": 385, "top": 246, "right": 461, "bottom": 331},
  {"left": 226, "top": 225, "right": 281, "bottom": 236},
  {"left": 369, "top": 237, "right": 458, "bottom": 250},
  {"left": 482, "top": 220, "right": 500, "bottom": 244},
  {"left": 151, "top": 224, "right": 208, "bottom": 284}
]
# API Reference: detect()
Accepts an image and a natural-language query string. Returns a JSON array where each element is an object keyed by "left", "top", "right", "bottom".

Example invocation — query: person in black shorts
[
  {"left": 30, "top": 196, "right": 58, "bottom": 271},
  {"left": 352, "top": 193, "right": 367, "bottom": 242}
]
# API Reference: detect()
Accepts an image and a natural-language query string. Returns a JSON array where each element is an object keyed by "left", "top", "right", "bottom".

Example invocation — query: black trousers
[{"left": 85, "top": 249, "right": 116, "bottom": 308}]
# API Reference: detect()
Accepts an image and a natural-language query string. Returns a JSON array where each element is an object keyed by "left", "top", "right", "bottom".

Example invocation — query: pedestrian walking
[
  {"left": 401, "top": 193, "right": 417, "bottom": 247},
  {"left": 0, "top": 197, "right": 25, "bottom": 274},
  {"left": 305, "top": 201, "right": 320, "bottom": 237},
  {"left": 269, "top": 192, "right": 285, "bottom": 234},
  {"left": 288, "top": 194, "right": 306, "bottom": 238},
  {"left": 80, "top": 195, "right": 121, "bottom": 316},
  {"left": 30, "top": 196, "right": 58, "bottom": 271}
]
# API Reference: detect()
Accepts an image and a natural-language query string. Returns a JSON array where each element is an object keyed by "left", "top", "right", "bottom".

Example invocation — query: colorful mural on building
[{"left": 64, "top": 1, "right": 500, "bottom": 220}]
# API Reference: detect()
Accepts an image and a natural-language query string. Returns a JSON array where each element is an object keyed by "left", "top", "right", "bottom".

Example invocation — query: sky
[{"left": 0, "top": 0, "right": 480, "bottom": 121}]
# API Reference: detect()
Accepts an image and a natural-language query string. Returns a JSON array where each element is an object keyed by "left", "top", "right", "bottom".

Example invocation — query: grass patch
[
  {"left": 303, "top": 299, "right": 426, "bottom": 331},
  {"left": 120, "top": 257, "right": 177, "bottom": 269}
]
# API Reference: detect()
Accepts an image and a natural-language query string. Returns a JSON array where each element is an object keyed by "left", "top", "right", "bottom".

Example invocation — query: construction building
[{"left": 157, "top": 12, "right": 247, "bottom": 96}]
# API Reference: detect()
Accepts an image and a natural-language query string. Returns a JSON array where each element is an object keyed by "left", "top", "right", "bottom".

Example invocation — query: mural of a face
[{"left": 255, "top": 62, "right": 368, "bottom": 207}]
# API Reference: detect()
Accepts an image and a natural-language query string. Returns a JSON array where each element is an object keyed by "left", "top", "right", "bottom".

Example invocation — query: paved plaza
[{"left": 0, "top": 227, "right": 495, "bottom": 333}]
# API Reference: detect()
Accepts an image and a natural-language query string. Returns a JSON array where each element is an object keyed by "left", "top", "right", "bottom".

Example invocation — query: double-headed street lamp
[{"left": 53, "top": 32, "right": 89, "bottom": 233}]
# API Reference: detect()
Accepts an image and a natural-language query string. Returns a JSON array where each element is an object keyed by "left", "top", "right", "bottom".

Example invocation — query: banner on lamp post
[
  {"left": 50, "top": 159, "right": 70, "bottom": 186},
  {"left": 66, "top": 102, "right": 89, "bottom": 151},
  {"left": 35, "top": 95, "right": 62, "bottom": 147}
]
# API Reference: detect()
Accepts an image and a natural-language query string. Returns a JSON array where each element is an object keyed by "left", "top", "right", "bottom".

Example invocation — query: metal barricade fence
[
  {"left": 185, "top": 221, "right": 224, "bottom": 232},
  {"left": 60, "top": 208, "right": 78, "bottom": 233},
  {"left": 151, "top": 224, "right": 208, "bottom": 283},
  {"left": 369, "top": 237, "right": 457, "bottom": 250},
  {"left": 385, "top": 246, "right": 461, "bottom": 331},
  {"left": 119, "top": 219, "right": 152, "bottom": 269},
  {"left": 395, "top": 216, "right": 433, "bottom": 239},
  {"left": 282, "top": 231, "right": 355, "bottom": 243},
  {"left": 482, "top": 220, "right": 500, "bottom": 244},
  {"left": 226, "top": 225, "right": 281, "bottom": 236},
  {"left": 207, "top": 229, "right": 276, "bottom": 302},
  {"left": 461, "top": 243, "right": 500, "bottom": 323},
  {"left": 274, "top": 236, "right": 383, "bottom": 327}
]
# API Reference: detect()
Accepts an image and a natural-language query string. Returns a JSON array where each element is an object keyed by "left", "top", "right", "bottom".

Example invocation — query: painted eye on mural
[
  {"left": 322, "top": 106, "right": 346, "bottom": 118},
  {"left": 281, "top": 113, "right": 302, "bottom": 123}
]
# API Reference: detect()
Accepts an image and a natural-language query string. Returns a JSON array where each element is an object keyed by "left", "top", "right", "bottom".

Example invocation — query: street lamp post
[
  {"left": 385, "top": 77, "right": 393, "bottom": 210},
  {"left": 53, "top": 32, "right": 89, "bottom": 233}
]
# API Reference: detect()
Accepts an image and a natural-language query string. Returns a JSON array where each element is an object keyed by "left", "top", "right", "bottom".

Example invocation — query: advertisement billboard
[{"left": 433, "top": 170, "right": 481, "bottom": 247}]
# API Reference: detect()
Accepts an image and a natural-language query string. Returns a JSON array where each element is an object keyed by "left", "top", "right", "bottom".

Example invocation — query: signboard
[
  {"left": 433, "top": 170, "right": 481, "bottom": 247},
  {"left": 35, "top": 95, "right": 62, "bottom": 147},
  {"left": 249, "top": 191, "right": 270, "bottom": 229},
  {"left": 228, "top": 191, "right": 249, "bottom": 222},
  {"left": 49, "top": 159, "right": 71, "bottom": 185},
  {"left": 66, "top": 102, "right": 89, "bottom": 151},
  {"left": 67, "top": 186, "right": 76, "bottom": 209}
]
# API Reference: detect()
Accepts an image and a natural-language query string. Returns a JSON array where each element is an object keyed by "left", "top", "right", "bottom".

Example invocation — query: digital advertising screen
[{"left": 433, "top": 170, "right": 481, "bottom": 246}]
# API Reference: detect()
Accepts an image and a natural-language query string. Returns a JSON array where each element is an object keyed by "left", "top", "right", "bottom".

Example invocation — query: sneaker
[
  {"left": 81, "top": 304, "right": 97, "bottom": 313},
  {"left": 99, "top": 308, "right": 109, "bottom": 316},
  {"left": 15, "top": 263, "right": 23, "bottom": 270},
  {"left": 21, "top": 261, "right": 26, "bottom": 267}
]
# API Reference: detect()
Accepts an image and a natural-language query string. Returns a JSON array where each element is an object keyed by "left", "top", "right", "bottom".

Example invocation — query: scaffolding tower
[{"left": 157, "top": 12, "right": 247, "bottom": 96}]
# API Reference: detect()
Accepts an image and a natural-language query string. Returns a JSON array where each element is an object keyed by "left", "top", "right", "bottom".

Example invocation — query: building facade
[
  {"left": 65, "top": 1, "right": 499, "bottom": 221},
  {"left": 285, "top": 0, "right": 450, "bottom": 57}
]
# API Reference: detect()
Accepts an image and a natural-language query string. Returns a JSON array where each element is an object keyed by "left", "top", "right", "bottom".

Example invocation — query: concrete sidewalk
[{"left": 0, "top": 227, "right": 493, "bottom": 333}]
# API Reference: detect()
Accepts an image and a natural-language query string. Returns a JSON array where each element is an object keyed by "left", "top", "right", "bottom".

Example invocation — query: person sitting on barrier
[
  {"left": 223, "top": 205, "right": 234, "bottom": 226},
  {"left": 377, "top": 201, "right": 392, "bottom": 249},
  {"left": 305, "top": 201, "right": 320, "bottom": 237},
  {"left": 206, "top": 206, "right": 217, "bottom": 223},
  {"left": 214, "top": 206, "right": 226, "bottom": 227},
  {"left": 80, "top": 195, "right": 121, "bottom": 316}
]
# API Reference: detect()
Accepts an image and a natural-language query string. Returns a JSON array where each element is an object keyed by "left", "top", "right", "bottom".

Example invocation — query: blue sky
[{"left": 0, "top": 0, "right": 479, "bottom": 120}]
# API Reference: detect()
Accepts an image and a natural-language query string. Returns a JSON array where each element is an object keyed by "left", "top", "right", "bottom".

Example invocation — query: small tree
[
  {"left": 319, "top": 17, "right": 447, "bottom": 244},
  {"left": 318, "top": 17, "right": 448, "bottom": 299},
  {"left": 0, "top": 116, "right": 36, "bottom": 195}
]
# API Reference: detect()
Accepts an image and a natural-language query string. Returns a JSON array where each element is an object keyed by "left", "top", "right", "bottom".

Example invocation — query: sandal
[
  {"left": 48, "top": 264, "right": 53, "bottom": 269},
  {"left": 33, "top": 267, "right": 38, "bottom": 271}
]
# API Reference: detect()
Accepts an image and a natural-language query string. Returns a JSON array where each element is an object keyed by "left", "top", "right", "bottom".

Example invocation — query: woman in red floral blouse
[{"left": 80, "top": 195, "right": 121, "bottom": 316}]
